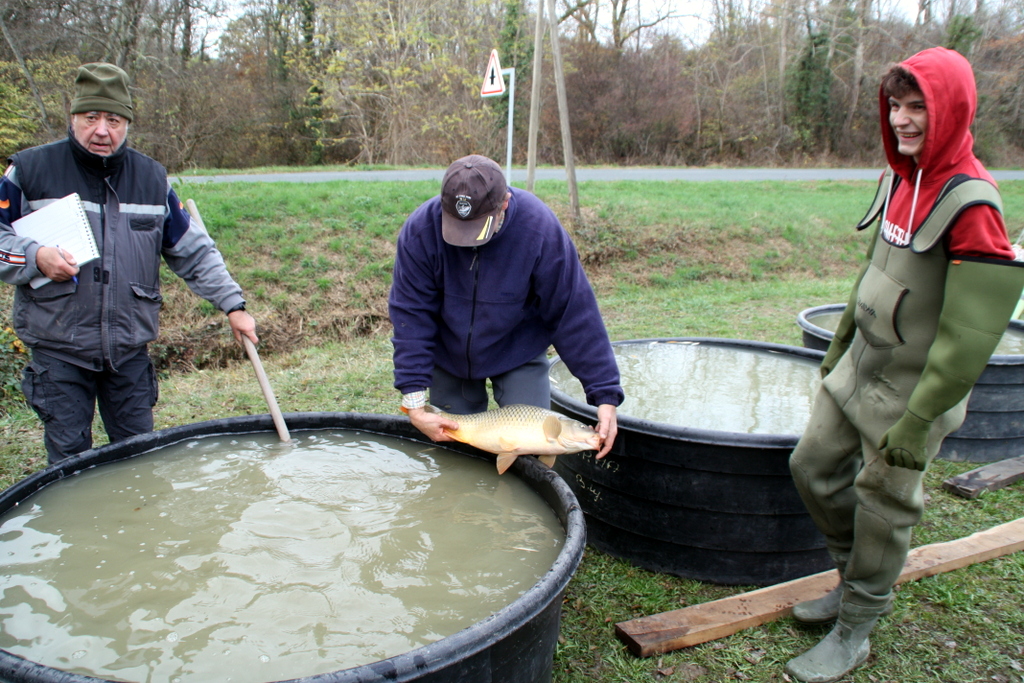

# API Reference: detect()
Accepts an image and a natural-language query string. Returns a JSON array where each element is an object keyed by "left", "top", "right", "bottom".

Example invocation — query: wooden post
[
  {"left": 526, "top": 0, "right": 545, "bottom": 193},
  {"left": 546, "top": 0, "right": 580, "bottom": 221}
]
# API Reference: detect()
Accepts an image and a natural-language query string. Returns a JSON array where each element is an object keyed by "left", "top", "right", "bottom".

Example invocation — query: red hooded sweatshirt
[{"left": 877, "top": 46, "right": 1013, "bottom": 260}]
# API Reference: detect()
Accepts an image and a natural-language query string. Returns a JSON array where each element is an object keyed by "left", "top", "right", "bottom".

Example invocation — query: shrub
[{"left": 0, "top": 327, "right": 28, "bottom": 415}]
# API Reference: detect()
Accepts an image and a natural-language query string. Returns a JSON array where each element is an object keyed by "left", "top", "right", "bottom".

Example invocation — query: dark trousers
[
  {"left": 429, "top": 352, "right": 551, "bottom": 414},
  {"left": 22, "top": 348, "right": 158, "bottom": 464}
]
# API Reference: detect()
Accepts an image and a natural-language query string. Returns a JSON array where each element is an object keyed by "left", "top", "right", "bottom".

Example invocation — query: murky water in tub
[
  {"left": 810, "top": 312, "right": 1024, "bottom": 355},
  {"left": 551, "top": 342, "right": 821, "bottom": 434},
  {"left": 993, "top": 329, "right": 1024, "bottom": 355},
  {"left": 806, "top": 311, "right": 845, "bottom": 334},
  {"left": 0, "top": 431, "right": 563, "bottom": 683}
]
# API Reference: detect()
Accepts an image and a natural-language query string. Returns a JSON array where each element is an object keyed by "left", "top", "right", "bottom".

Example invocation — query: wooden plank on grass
[
  {"left": 615, "top": 517, "right": 1024, "bottom": 657},
  {"left": 942, "top": 456, "right": 1024, "bottom": 499}
]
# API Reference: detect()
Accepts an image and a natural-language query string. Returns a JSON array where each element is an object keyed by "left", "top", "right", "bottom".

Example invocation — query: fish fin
[
  {"left": 441, "top": 427, "right": 468, "bottom": 444},
  {"left": 399, "top": 406, "right": 409, "bottom": 415},
  {"left": 498, "top": 436, "right": 518, "bottom": 452},
  {"left": 496, "top": 452, "right": 517, "bottom": 474},
  {"left": 537, "top": 455, "right": 557, "bottom": 469},
  {"left": 542, "top": 415, "right": 563, "bottom": 440}
]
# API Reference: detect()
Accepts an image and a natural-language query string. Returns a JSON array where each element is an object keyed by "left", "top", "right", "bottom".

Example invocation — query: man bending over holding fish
[{"left": 389, "top": 154, "right": 623, "bottom": 465}]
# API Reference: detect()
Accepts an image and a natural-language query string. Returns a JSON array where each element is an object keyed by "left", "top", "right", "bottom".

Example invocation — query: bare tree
[
  {"left": 917, "top": 0, "right": 933, "bottom": 25},
  {"left": 560, "top": 0, "right": 686, "bottom": 49},
  {"left": 0, "top": 12, "right": 56, "bottom": 138},
  {"left": 561, "top": 0, "right": 600, "bottom": 41},
  {"left": 608, "top": 0, "right": 680, "bottom": 49},
  {"left": 842, "top": 0, "right": 873, "bottom": 146}
]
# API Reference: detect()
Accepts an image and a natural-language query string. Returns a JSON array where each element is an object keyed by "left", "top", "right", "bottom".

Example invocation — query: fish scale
[{"left": 435, "top": 404, "right": 560, "bottom": 428}]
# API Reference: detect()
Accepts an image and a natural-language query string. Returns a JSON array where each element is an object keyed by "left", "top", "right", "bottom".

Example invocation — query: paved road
[{"left": 174, "top": 167, "right": 1024, "bottom": 184}]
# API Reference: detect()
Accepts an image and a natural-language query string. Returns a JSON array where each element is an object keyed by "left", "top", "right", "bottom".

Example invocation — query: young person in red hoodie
[{"left": 785, "top": 47, "right": 1024, "bottom": 682}]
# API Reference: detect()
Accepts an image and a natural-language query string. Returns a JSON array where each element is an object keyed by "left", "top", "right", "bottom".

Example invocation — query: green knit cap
[{"left": 70, "top": 63, "right": 133, "bottom": 122}]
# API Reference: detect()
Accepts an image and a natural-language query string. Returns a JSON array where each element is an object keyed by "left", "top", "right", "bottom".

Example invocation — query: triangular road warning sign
[{"left": 480, "top": 49, "right": 506, "bottom": 97}]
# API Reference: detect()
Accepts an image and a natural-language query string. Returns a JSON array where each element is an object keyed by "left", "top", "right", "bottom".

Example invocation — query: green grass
[
  {"left": 169, "top": 163, "right": 417, "bottom": 175},
  {"left": 1, "top": 180, "right": 1023, "bottom": 682}
]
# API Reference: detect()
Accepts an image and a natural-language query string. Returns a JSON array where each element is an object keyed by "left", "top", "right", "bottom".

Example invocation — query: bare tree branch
[{"left": 0, "top": 11, "right": 56, "bottom": 138}]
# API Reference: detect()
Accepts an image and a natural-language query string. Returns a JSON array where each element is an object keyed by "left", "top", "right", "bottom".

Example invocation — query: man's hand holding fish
[
  {"left": 593, "top": 404, "right": 617, "bottom": 459},
  {"left": 404, "top": 406, "right": 460, "bottom": 443}
]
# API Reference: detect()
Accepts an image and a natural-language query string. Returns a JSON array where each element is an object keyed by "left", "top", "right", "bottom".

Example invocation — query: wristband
[
  {"left": 401, "top": 391, "right": 427, "bottom": 410},
  {"left": 226, "top": 303, "right": 246, "bottom": 315}
]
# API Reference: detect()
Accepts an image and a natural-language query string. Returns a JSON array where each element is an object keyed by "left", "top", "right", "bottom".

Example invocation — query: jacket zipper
[
  {"left": 100, "top": 181, "right": 114, "bottom": 371},
  {"left": 466, "top": 249, "right": 480, "bottom": 377}
]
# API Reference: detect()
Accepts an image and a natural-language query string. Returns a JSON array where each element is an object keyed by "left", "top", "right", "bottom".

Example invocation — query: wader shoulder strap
[
  {"left": 910, "top": 174, "right": 1003, "bottom": 253},
  {"left": 855, "top": 167, "right": 900, "bottom": 231}
]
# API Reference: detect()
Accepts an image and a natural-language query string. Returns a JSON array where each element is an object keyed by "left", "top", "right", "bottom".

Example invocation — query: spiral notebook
[{"left": 12, "top": 193, "right": 99, "bottom": 289}]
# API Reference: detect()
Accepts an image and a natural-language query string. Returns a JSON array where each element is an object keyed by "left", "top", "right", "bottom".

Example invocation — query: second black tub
[{"left": 549, "top": 338, "right": 830, "bottom": 586}]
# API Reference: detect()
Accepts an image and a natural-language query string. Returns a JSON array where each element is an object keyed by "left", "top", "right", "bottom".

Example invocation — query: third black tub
[{"left": 549, "top": 338, "right": 831, "bottom": 586}]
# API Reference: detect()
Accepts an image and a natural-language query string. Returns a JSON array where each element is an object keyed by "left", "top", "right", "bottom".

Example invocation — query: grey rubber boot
[
  {"left": 792, "top": 553, "right": 848, "bottom": 624},
  {"left": 792, "top": 584, "right": 845, "bottom": 624},
  {"left": 784, "top": 600, "right": 886, "bottom": 683}
]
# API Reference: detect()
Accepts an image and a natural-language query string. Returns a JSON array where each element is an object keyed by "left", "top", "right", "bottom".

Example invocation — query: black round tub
[
  {"left": 0, "top": 413, "right": 585, "bottom": 683},
  {"left": 796, "top": 303, "right": 847, "bottom": 353},
  {"left": 549, "top": 338, "right": 830, "bottom": 586},
  {"left": 798, "top": 304, "right": 1024, "bottom": 462}
]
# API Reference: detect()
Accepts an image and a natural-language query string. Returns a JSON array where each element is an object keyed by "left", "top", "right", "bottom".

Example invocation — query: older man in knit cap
[{"left": 0, "top": 62, "right": 257, "bottom": 464}]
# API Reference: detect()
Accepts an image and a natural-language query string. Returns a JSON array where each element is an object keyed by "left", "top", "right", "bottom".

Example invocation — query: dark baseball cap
[{"left": 440, "top": 155, "right": 508, "bottom": 247}]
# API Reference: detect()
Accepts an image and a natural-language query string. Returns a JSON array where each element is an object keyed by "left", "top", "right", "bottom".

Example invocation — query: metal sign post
[{"left": 481, "top": 49, "right": 515, "bottom": 182}]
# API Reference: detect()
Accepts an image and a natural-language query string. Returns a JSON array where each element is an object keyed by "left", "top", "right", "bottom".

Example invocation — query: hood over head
[{"left": 879, "top": 47, "right": 977, "bottom": 181}]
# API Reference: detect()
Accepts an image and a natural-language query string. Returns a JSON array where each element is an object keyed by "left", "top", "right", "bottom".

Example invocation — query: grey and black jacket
[{"left": 0, "top": 132, "right": 245, "bottom": 371}]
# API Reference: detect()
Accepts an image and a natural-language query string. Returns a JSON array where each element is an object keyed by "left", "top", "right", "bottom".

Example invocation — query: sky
[{"left": 648, "top": 0, "right": 923, "bottom": 45}]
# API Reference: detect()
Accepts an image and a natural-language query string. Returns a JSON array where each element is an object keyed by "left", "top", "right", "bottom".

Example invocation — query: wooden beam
[
  {"left": 942, "top": 456, "right": 1024, "bottom": 499},
  {"left": 615, "top": 517, "right": 1024, "bottom": 657}
]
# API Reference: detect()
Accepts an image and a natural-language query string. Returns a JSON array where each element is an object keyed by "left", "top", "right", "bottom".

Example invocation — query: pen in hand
[{"left": 56, "top": 245, "right": 78, "bottom": 284}]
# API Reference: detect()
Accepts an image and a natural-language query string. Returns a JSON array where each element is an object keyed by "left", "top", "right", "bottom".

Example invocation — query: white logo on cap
[{"left": 455, "top": 195, "right": 473, "bottom": 219}]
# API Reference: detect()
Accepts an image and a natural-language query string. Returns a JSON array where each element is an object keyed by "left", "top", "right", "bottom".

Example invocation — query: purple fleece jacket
[{"left": 389, "top": 187, "right": 623, "bottom": 407}]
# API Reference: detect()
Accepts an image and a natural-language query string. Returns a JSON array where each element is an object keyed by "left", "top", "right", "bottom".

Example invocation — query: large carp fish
[{"left": 403, "top": 404, "right": 601, "bottom": 474}]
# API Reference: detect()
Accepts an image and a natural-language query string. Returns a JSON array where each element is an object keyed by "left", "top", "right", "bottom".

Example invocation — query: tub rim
[
  {"left": 0, "top": 412, "right": 586, "bottom": 683},
  {"left": 797, "top": 303, "right": 1024, "bottom": 365},
  {"left": 550, "top": 337, "right": 824, "bottom": 449}
]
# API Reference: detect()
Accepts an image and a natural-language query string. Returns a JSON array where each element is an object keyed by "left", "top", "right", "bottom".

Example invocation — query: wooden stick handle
[
  {"left": 185, "top": 199, "right": 204, "bottom": 229},
  {"left": 243, "top": 336, "right": 291, "bottom": 442},
  {"left": 185, "top": 198, "right": 290, "bottom": 442}
]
